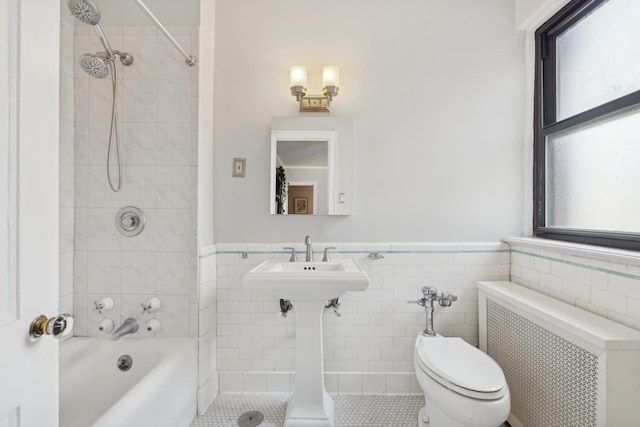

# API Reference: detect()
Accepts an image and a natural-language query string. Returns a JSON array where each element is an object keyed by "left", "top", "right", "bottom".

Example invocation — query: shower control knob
[
  {"left": 115, "top": 206, "right": 146, "bottom": 237},
  {"left": 29, "top": 313, "right": 74, "bottom": 339}
]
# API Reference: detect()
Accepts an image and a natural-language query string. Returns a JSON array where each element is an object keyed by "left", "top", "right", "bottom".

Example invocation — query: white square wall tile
[
  {"left": 123, "top": 123, "right": 157, "bottom": 166},
  {"left": 122, "top": 251, "right": 156, "bottom": 294},
  {"left": 157, "top": 79, "right": 191, "bottom": 122},
  {"left": 157, "top": 123, "right": 191, "bottom": 165},
  {"left": 156, "top": 252, "right": 190, "bottom": 294},
  {"left": 157, "top": 166, "right": 190, "bottom": 208},
  {"left": 87, "top": 251, "right": 122, "bottom": 294},
  {"left": 88, "top": 165, "right": 122, "bottom": 208},
  {"left": 86, "top": 208, "right": 122, "bottom": 251},
  {"left": 156, "top": 209, "right": 190, "bottom": 251},
  {"left": 123, "top": 79, "right": 157, "bottom": 122},
  {"left": 122, "top": 165, "right": 157, "bottom": 208},
  {"left": 122, "top": 35, "right": 158, "bottom": 79},
  {"left": 88, "top": 77, "right": 121, "bottom": 123}
]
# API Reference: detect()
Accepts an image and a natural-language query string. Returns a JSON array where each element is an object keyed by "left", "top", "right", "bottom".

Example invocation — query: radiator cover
[
  {"left": 487, "top": 300, "right": 598, "bottom": 427},
  {"left": 478, "top": 281, "right": 640, "bottom": 427}
]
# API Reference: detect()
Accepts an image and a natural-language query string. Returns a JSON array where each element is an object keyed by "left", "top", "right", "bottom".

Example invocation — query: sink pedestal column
[{"left": 284, "top": 300, "right": 334, "bottom": 427}]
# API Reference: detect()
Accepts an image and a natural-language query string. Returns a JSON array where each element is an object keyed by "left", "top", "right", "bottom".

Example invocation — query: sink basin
[{"left": 242, "top": 259, "right": 369, "bottom": 300}]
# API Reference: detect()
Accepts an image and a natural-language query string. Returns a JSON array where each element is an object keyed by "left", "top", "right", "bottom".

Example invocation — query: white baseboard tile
[{"left": 218, "top": 371, "right": 422, "bottom": 395}]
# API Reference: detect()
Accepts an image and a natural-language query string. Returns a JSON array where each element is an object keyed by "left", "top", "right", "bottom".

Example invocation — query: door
[{"left": 0, "top": 0, "right": 61, "bottom": 426}]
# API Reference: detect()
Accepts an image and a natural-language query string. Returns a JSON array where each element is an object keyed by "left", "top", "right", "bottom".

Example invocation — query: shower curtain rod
[{"left": 131, "top": 0, "right": 197, "bottom": 67}]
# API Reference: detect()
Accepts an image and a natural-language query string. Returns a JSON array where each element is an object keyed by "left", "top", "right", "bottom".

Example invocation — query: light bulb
[
  {"left": 322, "top": 65, "right": 339, "bottom": 88},
  {"left": 290, "top": 65, "right": 307, "bottom": 87}
]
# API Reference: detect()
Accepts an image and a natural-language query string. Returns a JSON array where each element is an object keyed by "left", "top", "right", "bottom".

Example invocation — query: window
[{"left": 534, "top": 0, "right": 640, "bottom": 250}]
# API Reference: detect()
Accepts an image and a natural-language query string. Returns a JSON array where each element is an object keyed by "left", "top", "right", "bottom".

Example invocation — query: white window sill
[{"left": 502, "top": 236, "right": 640, "bottom": 267}]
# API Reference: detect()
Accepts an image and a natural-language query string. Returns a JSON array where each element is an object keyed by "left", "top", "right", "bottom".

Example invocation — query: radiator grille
[{"left": 486, "top": 300, "right": 599, "bottom": 427}]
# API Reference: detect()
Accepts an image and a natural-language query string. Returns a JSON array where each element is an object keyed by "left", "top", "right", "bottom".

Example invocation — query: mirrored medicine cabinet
[{"left": 270, "top": 117, "right": 353, "bottom": 216}]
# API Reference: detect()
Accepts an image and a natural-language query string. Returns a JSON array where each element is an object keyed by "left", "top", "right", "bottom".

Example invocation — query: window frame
[{"left": 533, "top": 0, "right": 640, "bottom": 251}]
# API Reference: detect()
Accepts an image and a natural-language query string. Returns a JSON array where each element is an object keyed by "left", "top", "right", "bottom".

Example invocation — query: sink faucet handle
[
  {"left": 283, "top": 247, "right": 297, "bottom": 262},
  {"left": 322, "top": 247, "right": 337, "bottom": 262},
  {"left": 304, "top": 235, "right": 312, "bottom": 245}
]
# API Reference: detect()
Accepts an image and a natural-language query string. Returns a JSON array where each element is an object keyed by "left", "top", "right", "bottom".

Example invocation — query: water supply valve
[
  {"left": 324, "top": 297, "right": 341, "bottom": 317},
  {"left": 437, "top": 292, "right": 458, "bottom": 307},
  {"left": 280, "top": 299, "right": 293, "bottom": 318}
]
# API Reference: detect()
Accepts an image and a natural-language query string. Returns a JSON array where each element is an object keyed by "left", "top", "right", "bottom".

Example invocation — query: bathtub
[{"left": 59, "top": 337, "right": 197, "bottom": 427}]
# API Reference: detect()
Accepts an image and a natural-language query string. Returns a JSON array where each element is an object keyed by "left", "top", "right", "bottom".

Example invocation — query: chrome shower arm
[{"left": 131, "top": 0, "right": 197, "bottom": 67}]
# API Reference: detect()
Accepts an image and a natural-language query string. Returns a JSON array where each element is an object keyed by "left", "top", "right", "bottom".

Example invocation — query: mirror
[{"left": 271, "top": 117, "right": 353, "bottom": 215}]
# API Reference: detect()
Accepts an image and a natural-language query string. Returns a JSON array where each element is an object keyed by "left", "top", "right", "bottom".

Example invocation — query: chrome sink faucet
[
  {"left": 304, "top": 235, "right": 313, "bottom": 262},
  {"left": 111, "top": 318, "right": 139, "bottom": 341}
]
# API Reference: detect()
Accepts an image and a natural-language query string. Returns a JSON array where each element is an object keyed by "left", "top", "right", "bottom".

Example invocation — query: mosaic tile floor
[{"left": 191, "top": 393, "right": 425, "bottom": 427}]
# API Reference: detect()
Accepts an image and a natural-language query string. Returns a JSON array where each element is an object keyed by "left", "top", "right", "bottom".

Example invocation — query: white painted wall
[
  {"left": 213, "top": 0, "right": 527, "bottom": 243},
  {"left": 515, "top": 0, "right": 569, "bottom": 29}
]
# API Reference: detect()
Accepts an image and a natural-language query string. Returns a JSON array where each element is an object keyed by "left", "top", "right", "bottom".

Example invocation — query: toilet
[{"left": 413, "top": 334, "right": 510, "bottom": 427}]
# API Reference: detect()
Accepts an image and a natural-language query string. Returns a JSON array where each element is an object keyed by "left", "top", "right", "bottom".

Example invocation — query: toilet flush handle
[{"left": 437, "top": 292, "right": 458, "bottom": 307}]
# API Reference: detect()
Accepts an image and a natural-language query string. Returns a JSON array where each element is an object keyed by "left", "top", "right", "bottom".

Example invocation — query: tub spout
[{"left": 111, "top": 318, "right": 139, "bottom": 341}]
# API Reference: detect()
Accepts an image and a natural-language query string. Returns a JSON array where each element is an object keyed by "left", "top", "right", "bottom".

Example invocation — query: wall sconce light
[{"left": 290, "top": 65, "right": 340, "bottom": 112}]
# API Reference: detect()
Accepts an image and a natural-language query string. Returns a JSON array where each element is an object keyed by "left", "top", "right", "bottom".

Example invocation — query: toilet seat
[{"left": 416, "top": 336, "right": 507, "bottom": 400}]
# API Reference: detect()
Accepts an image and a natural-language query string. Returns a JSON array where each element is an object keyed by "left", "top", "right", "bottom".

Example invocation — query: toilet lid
[{"left": 417, "top": 337, "right": 505, "bottom": 395}]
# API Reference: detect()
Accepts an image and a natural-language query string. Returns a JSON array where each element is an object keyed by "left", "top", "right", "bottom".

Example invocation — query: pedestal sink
[{"left": 242, "top": 259, "right": 370, "bottom": 427}]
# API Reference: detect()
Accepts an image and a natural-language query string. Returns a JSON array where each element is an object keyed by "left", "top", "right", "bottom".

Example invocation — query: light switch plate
[{"left": 232, "top": 157, "right": 246, "bottom": 177}]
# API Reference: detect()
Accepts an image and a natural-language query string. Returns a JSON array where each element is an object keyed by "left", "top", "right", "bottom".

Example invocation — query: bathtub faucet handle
[
  {"left": 93, "top": 297, "right": 114, "bottom": 314},
  {"left": 140, "top": 297, "right": 162, "bottom": 314}
]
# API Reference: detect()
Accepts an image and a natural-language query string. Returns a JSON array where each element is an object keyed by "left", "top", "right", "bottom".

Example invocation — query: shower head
[
  {"left": 79, "top": 51, "right": 134, "bottom": 78},
  {"left": 80, "top": 54, "right": 109, "bottom": 79},
  {"left": 67, "top": 0, "right": 101, "bottom": 26}
]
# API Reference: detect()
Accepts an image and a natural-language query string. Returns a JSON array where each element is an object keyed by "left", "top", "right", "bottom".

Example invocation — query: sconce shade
[
  {"left": 290, "top": 65, "right": 308, "bottom": 87},
  {"left": 322, "top": 65, "right": 340, "bottom": 88}
]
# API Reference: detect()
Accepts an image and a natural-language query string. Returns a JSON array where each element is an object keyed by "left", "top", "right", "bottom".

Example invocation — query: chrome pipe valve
[
  {"left": 280, "top": 299, "right": 293, "bottom": 318},
  {"left": 324, "top": 297, "right": 341, "bottom": 317}
]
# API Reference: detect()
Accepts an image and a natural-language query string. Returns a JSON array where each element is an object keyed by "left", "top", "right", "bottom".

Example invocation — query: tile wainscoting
[
  {"left": 215, "top": 242, "right": 510, "bottom": 393},
  {"left": 506, "top": 237, "right": 640, "bottom": 332}
]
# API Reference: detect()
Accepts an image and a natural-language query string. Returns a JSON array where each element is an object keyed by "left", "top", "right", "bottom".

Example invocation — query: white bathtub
[{"left": 59, "top": 337, "right": 197, "bottom": 427}]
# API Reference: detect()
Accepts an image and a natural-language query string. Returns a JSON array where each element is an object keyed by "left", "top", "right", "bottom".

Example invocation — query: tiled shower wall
[
  {"left": 59, "top": 7, "right": 75, "bottom": 319},
  {"left": 72, "top": 25, "right": 199, "bottom": 337},
  {"left": 508, "top": 240, "right": 640, "bottom": 332},
  {"left": 215, "top": 242, "right": 510, "bottom": 393}
]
